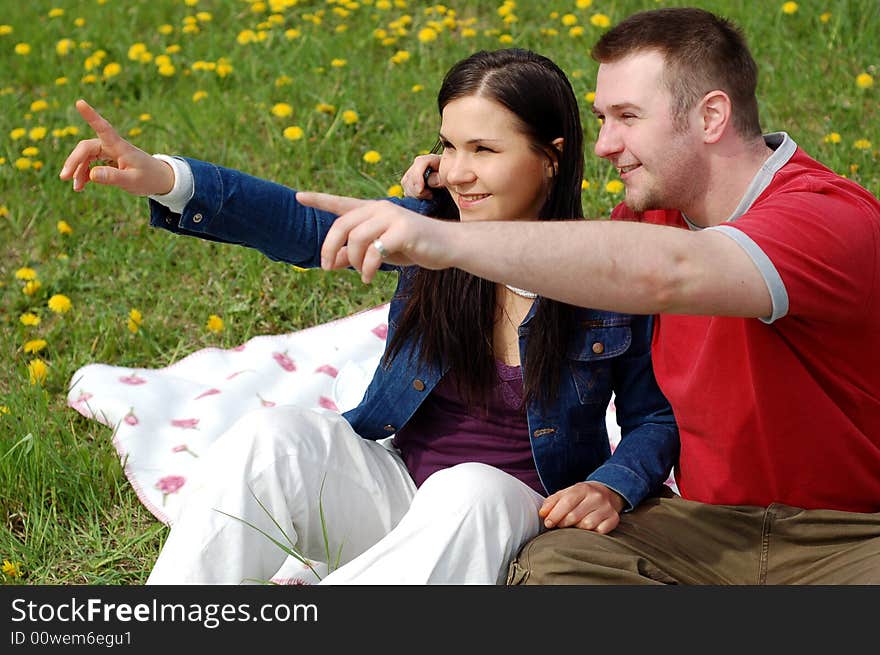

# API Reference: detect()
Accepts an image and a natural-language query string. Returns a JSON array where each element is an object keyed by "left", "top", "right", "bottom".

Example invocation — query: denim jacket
[{"left": 149, "top": 158, "right": 679, "bottom": 508}]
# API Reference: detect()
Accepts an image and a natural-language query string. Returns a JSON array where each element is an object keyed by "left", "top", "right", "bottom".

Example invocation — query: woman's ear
[{"left": 547, "top": 137, "right": 564, "bottom": 176}]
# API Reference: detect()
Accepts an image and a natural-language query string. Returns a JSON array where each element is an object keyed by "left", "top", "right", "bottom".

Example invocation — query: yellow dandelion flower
[
  {"left": 271, "top": 103, "right": 293, "bottom": 118},
  {"left": 581, "top": 179, "right": 591, "bottom": 190},
  {"left": 14, "top": 43, "right": 31, "bottom": 55},
  {"left": 15, "top": 158, "right": 32, "bottom": 170},
  {"left": 418, "top": 27, "right": 438, "bottom": 43},
  {"left": 23, "top": 280, "right": 41, "bottom": 296},
  {"left": 0, "top": 25, "right": 13, "bottom": 35},
  {"left": 65, "top": 126, "right": 79, "bottom": 136},
  {"left": 275, "top": 75, "right": 293, "bottom": 87},
  {"left": 387, "top": 184, "right": 404, "bottom": 198},
  {"left": 216, "top": 59, "right": 233, "bottom": 77},
  {"left": 854, "top": 139, "right": 872, "bottom": 150},
  {"left": 158, "top": 64, "right": 175, "bottom": 77},
  {"left": 128, "top": 308, "right": 143, "bottom": 334},
  {"left": 196, "top": 11, "right": 212, "bottom": 22},
  {"left": 411, "top": 84, "right": 424, "bottom": 93},
  {"left": 856, "top": 73, "right": 874, "bottom": 89},
  {"left": 283, "top": 125, "right": 304, "bottom": 141},
  {"left": 74, "top": 17, "right": 85, "bottom": 27},
  {"left": 48, "top": 8, "right": 64, "bottom": 17},
  {"left": 28, "top": 359, "right": 48, "bottom": 385},
  {"left": 32, "top": 161, "right": 44, "bottom": 171},
  {"left": 10, "top": 128, "right": 25, "bottom": 140},
  {"left": 57, "top": 220, "right": 73, "bottom": 235},
  {"left": 605, "top": 180, "right": 624, "bottom": 194},
  {"left": 561, "top": 14, "right": 578, "bottom": 26},
  {"left": 462, "top": 28, "right": 477, "bottom": 38},
  {"left": 823, "top": 132, "right": 841, "bottom": 144},
  {"left": 576, "top": 0, "right": 592, "bottom": 8},
  {"left": 363, "top": 150, "right": 382, "bottom": 164},
  {"left": 30, "top": 99, "right": 48, "bottom": 112},
  {"left": 56, "top": 38, "right": 75, "bottom": 56},
  {"left": 590, "top": 14, "right": 611, "bottom": 28},
  {"left": 23, "top": 339, "right": 47, "bottom": 354},
  {"left": 2, "top": 560, "right": 21, "bottom": 578},
  {"left": 158, "top": 24, "right": 174, "bottom": 35},
  {"left": 55, "top": 77, "right": 68, "bottom": 85},
  {"left": 139, "top": 113, "right": 152, "bottom": 122},
  {"left": 569, "top": 26, "right": 584, "bottom": 37},
  {"left": 206, "top": 314, "right": 224, "bottom": 333},
  {"left": 820, "top": 12, "right": 832, "bottom": 23},
  {"left": 342, "top": 110, "right": 359, "bottom": 125},
  {"left": 29, "top": 127, "right": 47, "bottom": 140},
  {"left": 192, "top": 90, "right": 208, "bottom": 102},
  {"left": 781, "top": 2, "right": 798, "bottom": 14},
  {"left": 315, "top": 103, "right": 336, "bottom": 115},
  {"left": 391, "top": 50, "right": 410, "bottom": 64},
  {"left": 331, "top": 58, "right": 347, "bottom": 68},
  {"left": 15, "top": 267, "right": 37, "bottom": 280},
  {"left": 48, "top": 294, "right": 72, "bottom": 313},
  {"left": 498, "top": 34, "right": 513, "bottom": 44},
  {"left": 20, "top": 313, "right": 40, "bottom": 327},
  {"left": 103, "top": 62, "right": 122, "bottom": 78},
  {"left": 237, "top": 29, "right": 257, "bottom": 45},
  {"left": 285, "top": 28, "right": 302, "bottom": 40},
  {"left": 0, "top": 406, "right": 8, "bottom": 416},
  {"left": 0, "top": 205, "right": 8, "bottom": 217},
  {"left": 128, "top": 43, "right": 147, "bottom": 60}
]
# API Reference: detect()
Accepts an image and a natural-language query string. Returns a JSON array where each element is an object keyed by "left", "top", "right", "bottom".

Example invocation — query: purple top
[{"left": 392, "top": 361, "right": 544, "bottom": 494}]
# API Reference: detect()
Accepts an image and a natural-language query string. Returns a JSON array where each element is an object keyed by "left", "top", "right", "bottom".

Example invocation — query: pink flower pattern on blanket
[
  {"left": 171, "top": 418, "right": 200, "bottom": 429},
  {"left": 155, "top": 475, "right": 186, "bottom": 506},
  {"left": 194, "top": 388, "right": 221, "bottom": 400},
  {"left": 70, "top": 391, "right": 94, "bottom": 418},
  {"left": 371, "top": 324, "right": 388, "bottom": 340},
  {"left": 314, "top": 364, "right": 338, "bottom": 377},
  {"left": 124, "top": 408, "right": 139, "bottom": 426},
  {"left": 272, "top": 351, "right": 297, "bottom": 371},
  {"left": 172, "top": 444, "right": 199, "bottom": 458},
  {"left": 318, "top": 396, "right": 339, "bottom": 412},
  {"left": 118, "top": 374, "right": 146, "bottom": 385}
]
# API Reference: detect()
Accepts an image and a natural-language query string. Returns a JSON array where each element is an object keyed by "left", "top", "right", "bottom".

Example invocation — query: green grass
[{"left": 0, "top": 0, "right": 877, "bottom": 584}]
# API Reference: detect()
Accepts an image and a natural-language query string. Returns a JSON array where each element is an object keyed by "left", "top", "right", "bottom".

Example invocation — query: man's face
[{"left": 592, "top": 50, "right": 704, "bottom": 213}]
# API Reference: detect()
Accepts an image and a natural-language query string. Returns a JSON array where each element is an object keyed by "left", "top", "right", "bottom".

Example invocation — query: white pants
[{"left": 146, "top": 405, "right": 544, "bottom": 585}]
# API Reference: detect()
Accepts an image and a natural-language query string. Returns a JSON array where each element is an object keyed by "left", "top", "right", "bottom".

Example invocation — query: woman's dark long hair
[{"left": 384, "top": 48, "right": 585, "bottom": 410}]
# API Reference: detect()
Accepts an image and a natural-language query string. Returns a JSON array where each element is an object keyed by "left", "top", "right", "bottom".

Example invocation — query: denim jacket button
[
  {"left": 192, "top": 212, "right": 203, "bottom": 223},
  {"left": 412, "top": 379, "right": 425, "bottom": 391},
  {"left": 383, "top": 424, "right": 396, "bottom": 432},
  {"left": 591, "top": 342, "right": 605, "bottom": 354}
]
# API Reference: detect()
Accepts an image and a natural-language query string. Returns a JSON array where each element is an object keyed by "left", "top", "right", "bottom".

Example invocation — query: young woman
[{"left": 60, "top": 49, "right": 678, "bottom": 584}]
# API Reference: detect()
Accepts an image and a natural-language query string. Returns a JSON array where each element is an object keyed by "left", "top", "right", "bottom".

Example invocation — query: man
[{"left": 298, "top": 7, "right": 880, "bottom": 583}]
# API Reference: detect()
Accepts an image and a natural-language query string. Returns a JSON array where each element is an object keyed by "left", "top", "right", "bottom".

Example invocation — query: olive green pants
[{"left": 508, "top": 489, "right": 880, "bottom": 584}]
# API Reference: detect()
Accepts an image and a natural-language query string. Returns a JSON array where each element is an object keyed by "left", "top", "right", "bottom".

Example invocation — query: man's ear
[{"left": 700, "top": 91, "right": 731, "bottom": 144}]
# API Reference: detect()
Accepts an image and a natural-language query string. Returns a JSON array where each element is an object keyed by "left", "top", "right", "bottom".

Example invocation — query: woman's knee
[{"left": 417, "top": 463, "right": 540, "bottom": 511}]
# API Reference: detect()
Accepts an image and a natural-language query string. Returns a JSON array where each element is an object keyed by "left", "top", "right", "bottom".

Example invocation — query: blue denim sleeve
[
  {"left": 585, "top": 314, "right": 679, "bottom": 510},
  {"left": 148, "top": 157, "right": 433, "bottom": 269}
]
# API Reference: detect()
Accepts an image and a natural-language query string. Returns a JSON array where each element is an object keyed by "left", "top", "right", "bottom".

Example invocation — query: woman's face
[{"left": 438, "top": 95, "right": 557, "bottom": 222}]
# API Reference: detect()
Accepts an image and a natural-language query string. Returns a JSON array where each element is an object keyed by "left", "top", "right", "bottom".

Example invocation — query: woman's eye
[{"left": 475, "top": 145, "right": 493, "bottom": 153}]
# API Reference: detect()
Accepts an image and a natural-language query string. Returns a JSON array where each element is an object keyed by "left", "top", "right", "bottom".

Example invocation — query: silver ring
[{"left": 372, "top": 238, "right": 389, "bottom": 259}]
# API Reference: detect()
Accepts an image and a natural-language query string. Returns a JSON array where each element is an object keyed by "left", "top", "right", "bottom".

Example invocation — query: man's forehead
[{"left": 594, "top": 51, "right": 667, "bottom": 106}]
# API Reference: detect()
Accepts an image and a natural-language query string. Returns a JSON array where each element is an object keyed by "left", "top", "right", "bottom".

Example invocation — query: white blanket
[{"left": 67, "top": 303, "right": 626, "bottom": 527}]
